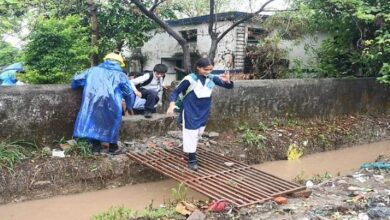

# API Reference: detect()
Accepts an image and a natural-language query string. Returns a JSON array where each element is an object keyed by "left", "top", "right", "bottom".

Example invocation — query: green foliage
[
  {"left": 242, "top": 129, "right": 266, "bottom": 146},
  {"left": 0, "top": 0, "right": 26, "bottom": 34},
  {"left": 293, "top": 171, "right": 333, "bottom": 184},
  {"left": 0, "top": 40, "right": 20, "bottom": 68},
  {"left": 92, "top": 205, "right": 178, "bottom": 220},
  {"left": 293, "top": 0, "right": 390, "bottom": 81},
  {"left": 92, "top": 206, "right": 135, "bottom": 220},
  {"left": 64, "top": 139, "right": 92, "bottom": 157},
  {"left": 138, "top": 206, "right": 177, "bottom": 219},
  {"left": 246, "top": 36, "right": 289, "bottom": 79},
  {"left": 21, "top": 15, "right": 91, "bottom": 84},
  {"left": 0, "top": 141, "right": 32, "bottom": 173},
  {"left": 96, "top": 0, "right": 158, "bottom": 57},
  {"left": 169, "top": 0, "right": 232, "bottom": 17},
  {"left": 171, "top": 182, "right": 188, "bottom": 203}
]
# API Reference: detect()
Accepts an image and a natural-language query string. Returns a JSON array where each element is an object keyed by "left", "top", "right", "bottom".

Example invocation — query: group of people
[{"left": 72, "top": 52, "right": 233, "bottom": 171}]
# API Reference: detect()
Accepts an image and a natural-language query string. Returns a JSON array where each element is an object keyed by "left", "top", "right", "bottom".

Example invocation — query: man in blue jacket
[{"left": 71, "top": 53, "right": 135, "bottom": 155}]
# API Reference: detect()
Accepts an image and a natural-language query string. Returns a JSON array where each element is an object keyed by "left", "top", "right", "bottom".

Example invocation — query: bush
[{"left": 22, "top": 15, "right": 91, "bottom": 84}]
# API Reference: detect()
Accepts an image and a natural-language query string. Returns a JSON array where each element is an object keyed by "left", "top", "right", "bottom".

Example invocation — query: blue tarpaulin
[{"left": 0, "top": 63, "right": 24, "bottom": 86}]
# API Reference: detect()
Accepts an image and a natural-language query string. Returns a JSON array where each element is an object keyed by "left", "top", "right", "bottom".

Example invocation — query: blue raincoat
[
  {"left": 0, "top": 63, "right": 24, "bottom": 86},
  {"left": 71, "top": 61, "right": 135, "bottom": 143},
  {"left": 0, "top": 70, "right": 17, "bottom": 85}
]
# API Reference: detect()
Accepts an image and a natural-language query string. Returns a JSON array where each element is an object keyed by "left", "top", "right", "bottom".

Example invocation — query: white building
[{"left": 130, "top": 11, "right": 322, "bottom": 84}]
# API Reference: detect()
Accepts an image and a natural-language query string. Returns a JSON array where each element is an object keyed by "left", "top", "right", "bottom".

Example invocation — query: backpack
[
  {"left": 134, "top": 71, "right": 153, "bottom": 90},
  {"left": 174, "top": 73, "right": 216, "bottom": 112}
]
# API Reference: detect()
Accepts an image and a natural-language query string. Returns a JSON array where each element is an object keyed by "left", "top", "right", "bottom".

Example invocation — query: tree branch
[
  {"left": 150, "top": 0, "right": 165, "bottom": 12},
  {"left": 208, "top": 0, "right": 216, "bottom": 38},
  {"left": 128, "top": 0, "right": 187, "bottom": 45},
  {"left": 216, "top": 0, "right": 276, "bottom": 43}
]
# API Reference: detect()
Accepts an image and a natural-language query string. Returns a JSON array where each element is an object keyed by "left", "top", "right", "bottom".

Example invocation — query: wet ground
[{"left": 0, "top": 140, "right": 389, "bottom": 220}]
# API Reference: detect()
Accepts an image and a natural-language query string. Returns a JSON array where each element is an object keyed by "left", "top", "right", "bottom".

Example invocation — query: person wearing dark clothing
[
  {"left": 166, "top": 58, "right": 234, "bottom": 171},
  {"left": 131, "top": 64, "right": 168, "bottom": 118}
]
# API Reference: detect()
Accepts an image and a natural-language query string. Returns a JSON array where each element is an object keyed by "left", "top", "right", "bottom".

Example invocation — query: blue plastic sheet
[
  {"left": 71, "top": 61, "right": 135, "bottom": 143},
  {"left": 0, "top": 63, "right": 24, "bottom": 86},
  {"left": 2, "top": 62, "right": 23, "bottom": 72},
  {"left": 0, "top": 69, "right": 17, "bottom": 85},
  {"left": 360, "top": 162, "right": 390, "bottom": 170}
]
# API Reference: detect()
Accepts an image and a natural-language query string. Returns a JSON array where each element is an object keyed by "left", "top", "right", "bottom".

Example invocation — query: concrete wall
[
  {"left": 0, "top": 78, "right": 389, "bottom": 144},
  {"left": 0, "top": 85, "right": 81, "bottom": 143},
  {"left": 207, "top": 78, "right": 390, "bottom": 129}
]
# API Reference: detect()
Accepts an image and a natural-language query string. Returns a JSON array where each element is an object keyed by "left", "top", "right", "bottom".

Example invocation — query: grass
[
  {"left": 170, "top": 182, "right": 188, "bottom": 203},
  {"left": 92, "top": 205, "right": 179, "bottom": 220},
  {"left": 64, "top": 139, "right": 93, "bottom": 157},
  {"left": 293, "top": 171, "right": 333, "bottom": 185},
  {"left": 0, "top": 141, "right": 35, "bottom": 174}
]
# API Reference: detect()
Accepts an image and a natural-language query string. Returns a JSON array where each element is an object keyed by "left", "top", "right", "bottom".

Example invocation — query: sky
[{"left": 228, "top": 0, "right": 290, "bottom": 13}]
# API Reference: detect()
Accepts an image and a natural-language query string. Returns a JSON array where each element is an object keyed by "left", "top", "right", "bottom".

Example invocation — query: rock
[
  {"left": 290, "top": 189, "right": 312, "bottom": 198},
  {"left": 358, "top": 213, "right": 369, "bottom": 220},
  {"left": 208, "top": 132, "right": 220, "bottom": 138},
  {"left": 42, "top": 146, "right": 52, "bottom": 156},
  {"left": 209, "top": 140, "right": 217, "bottom": 145},
  {"left": 273, "top": 196, "right": 288, "bottom": 205},
  {"left": 66, "top": 139, "right": 77, "bottom": 146},
  {"left": 167, "top": 130, "right": 181, "bottom": 139},
  {"left": 32, "top": 180, "right": 51, "bottom": 189},
  {"left": 367, "top": 207, "right": 390, "bottom": 219},
  {"left": 187, "top": 210, "right": 206, "bottom": 220}
]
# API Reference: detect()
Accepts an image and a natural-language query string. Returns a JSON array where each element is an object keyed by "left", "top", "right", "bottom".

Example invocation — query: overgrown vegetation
[
  {"left": 0, "top": 40, "right": 21, "bottom": 68},
  {"left": 0, "top": 141, "right": 34, "bottom": 173},
  {"left": 64, "top": 139, "right": 93, "bottom": 157},
  {"left": 246, "top": 36, "right": 290, "bottom": 79},
  {"left": 171, "top": 182, "right": 188, "bottom": 203},
  {"left": 261, "top": 0, "right": 390, "bottom": 83},
  {"left": 21, "top": 15, "right": 91, "bottom": 84},
  {"left": 293, "top": 171, "right": 334, "bottom": 184},
  {"left": 239, "top": 123, "right": 267, "bottom": 147},
  {"left": 92, "top": 183, "right": 190, "bottom": 220}
]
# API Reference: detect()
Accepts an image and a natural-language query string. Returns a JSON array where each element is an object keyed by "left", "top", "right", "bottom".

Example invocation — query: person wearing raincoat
[
  {"left": 71, "top": 53, "right": 135, "bottom": 154},
  {"left": 0, "top": 63, "right": 24, "bottom": 86}
]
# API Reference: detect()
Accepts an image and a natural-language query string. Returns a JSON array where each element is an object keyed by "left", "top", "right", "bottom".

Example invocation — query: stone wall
[
  {"left": 0, "top": 78, "right": 389, "bottom": 144},
  {"left": 207, "top": 78, "right": 390, "bottom": 129}
]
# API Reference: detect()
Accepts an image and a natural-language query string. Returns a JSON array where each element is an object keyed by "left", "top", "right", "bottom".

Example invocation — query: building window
[
  {"left": 180, "top": 29, "right": 197, "bottom": 43},
  {"left": 247, "top": 28, "right": 266, "bottom": 46}
]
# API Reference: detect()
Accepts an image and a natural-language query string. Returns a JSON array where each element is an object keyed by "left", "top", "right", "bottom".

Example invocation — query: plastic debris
[
  {"left": 52, "top": 149, "right": 65, "bottom": 158},
  {"left": 306, "top": 180, "right": 314, "bottom": 189},
  {"left": 360, "top": 162, "right": 390, "bottom": 170},
  {"left": 273, "top": 196, "right": 288, "bottom": 205},
  {"left": 175, "top": 201, "right": 197, "bottom": 216},
  {"left": 287, "top": 143, "right": 303, "bottom": 160},
  {"left": 208, "top": 200, "right": 231, "bottom": 212}
]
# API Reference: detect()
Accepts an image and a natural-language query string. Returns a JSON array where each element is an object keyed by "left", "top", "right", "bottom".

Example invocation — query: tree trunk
[
  {"left": 181, "top": 43, "right": 191, "bottom": 73},
  {"left": 208, "top": 37, "right": 218, "bottom": 63},
  {"left": 87, "top": 0, "right": 99, "bottom": 66}
]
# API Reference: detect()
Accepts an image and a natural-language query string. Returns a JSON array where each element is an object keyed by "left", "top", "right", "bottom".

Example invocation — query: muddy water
[{"left": 0, "top": 140, "right": 389, "bottom": 220}]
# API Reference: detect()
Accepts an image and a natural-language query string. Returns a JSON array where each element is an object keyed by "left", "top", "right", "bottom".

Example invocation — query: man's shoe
[
  {"left": 188, "top": 160, "right": 199, "bottom": 171},
  {"left": 144, "top": 112, "right": 152, "bottom": 118}
]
